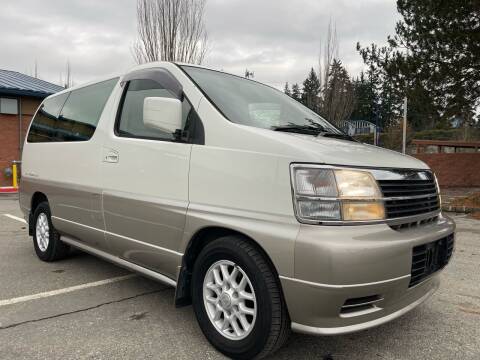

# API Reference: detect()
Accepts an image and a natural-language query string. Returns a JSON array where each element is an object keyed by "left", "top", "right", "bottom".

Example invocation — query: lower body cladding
[{"left": 281, "top": 214, "right": 455, "bottom": 335}]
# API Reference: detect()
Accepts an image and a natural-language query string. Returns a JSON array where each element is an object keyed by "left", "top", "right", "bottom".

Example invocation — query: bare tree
[
  {"left": 318, "top": 19, "right": 338, "bottom": 96},
  {"left": 132, "top": 0, "right": 208, "bottom": 64},
  {"left": 244, "top": 69, "right": 254, "bottom": 79},
  {"left": 315, "top": 19, "right": 355, "bottom": 124},
  {"left": 59, "top": 60, "right": 73, "bottom": 88},
  {"left": 64, "top": 60, "right": 73, "bottom": 88}
]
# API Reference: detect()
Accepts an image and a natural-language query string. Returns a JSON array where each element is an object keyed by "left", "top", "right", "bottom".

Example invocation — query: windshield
[{"left": 181, "top": 66, "right": 343, "bottom": 135}]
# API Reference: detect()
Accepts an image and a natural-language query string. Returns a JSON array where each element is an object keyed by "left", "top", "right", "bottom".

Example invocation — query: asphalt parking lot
[{"left": 0, "top": 196, "right": 479, "bottom": 360}]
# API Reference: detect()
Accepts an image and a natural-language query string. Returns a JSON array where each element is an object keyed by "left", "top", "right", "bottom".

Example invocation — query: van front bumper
[{"left": 281, "top": 214, "right": 455, "bottom": 335}]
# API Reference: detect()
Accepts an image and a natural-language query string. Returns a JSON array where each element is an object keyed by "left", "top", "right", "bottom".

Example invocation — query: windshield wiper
[
  {"left": 316, "top": 131, "right": 356, "bottom": 142},
  {"left": 272, "top": 125, "right": 356, "bottom": 141},
  {"left": 272, "top": 125, "right": 323, "bottom": 135}
]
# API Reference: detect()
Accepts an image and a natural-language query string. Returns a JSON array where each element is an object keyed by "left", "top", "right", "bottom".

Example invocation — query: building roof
[{"left": 0, "top": 69, "right": 64, "bottom": 98}]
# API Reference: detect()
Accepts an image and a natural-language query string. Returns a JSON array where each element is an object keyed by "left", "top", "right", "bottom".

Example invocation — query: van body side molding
[
  {"left": 60, "top": 235, "right": 177, "bottom": 288},
  {"left": 51, "top": 216, "right": 184, "bottom": 257}
]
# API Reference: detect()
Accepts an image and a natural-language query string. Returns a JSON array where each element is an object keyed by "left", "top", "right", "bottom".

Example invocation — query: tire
[
  {"left": 32, "top": 201, "right": 70, "bottom": 262},
  {"left": 192, "top": 236, "right": 290, "bottom": 359}
]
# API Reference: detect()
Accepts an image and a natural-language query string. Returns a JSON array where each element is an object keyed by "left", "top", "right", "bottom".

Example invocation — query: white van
[{"left": 20, "top": 62, "right": 455, "bottom": 359}]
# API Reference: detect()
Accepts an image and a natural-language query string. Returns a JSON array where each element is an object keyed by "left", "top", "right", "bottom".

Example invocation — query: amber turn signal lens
[{"left": 342, "top": 202, "right": 385, "bottom": 221}]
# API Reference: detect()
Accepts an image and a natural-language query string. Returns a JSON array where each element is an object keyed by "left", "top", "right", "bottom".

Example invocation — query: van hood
[
  {"left": 238, "top": 127, "right": 428, "bottom": 170},
  {"left": 282, "top": 133, "right": 427, "bottom": 169}
]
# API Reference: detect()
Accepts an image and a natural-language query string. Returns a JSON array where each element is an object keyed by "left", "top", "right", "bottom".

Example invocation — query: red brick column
[{"left": 0, "top": 114, "right": 21, "bottom": 187}]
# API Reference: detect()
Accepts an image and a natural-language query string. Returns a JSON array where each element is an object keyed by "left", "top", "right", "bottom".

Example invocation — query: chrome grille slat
[
  {"left": 385, "top": 194, "right": 438, "bottom": 203},
  {"left": 385, "top": 200, "right": 439, "bottom": 210},
  {"left": 386, "top": 204, "right": 440, "bottom": 217},
  {"left": 383, "top": 188, "right": 437, "bottom": 196}
]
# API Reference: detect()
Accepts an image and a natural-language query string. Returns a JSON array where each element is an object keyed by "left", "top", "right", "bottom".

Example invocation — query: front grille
[
  {"left": 378, "top": 179, "right": 440, "bottom": 218},
  {"left": 409, "top": 234, "right": 454, "bottom": 287}
]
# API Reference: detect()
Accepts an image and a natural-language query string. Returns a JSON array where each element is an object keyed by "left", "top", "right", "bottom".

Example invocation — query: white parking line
[
  {"left": 0, "top": 274, "right": 137, "bottom": 307},
  {"left": 3, "top": 214, "right": 27, "bottom": 224}
]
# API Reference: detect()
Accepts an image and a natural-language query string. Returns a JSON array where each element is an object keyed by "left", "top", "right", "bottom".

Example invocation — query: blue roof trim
[
  {"left": 0, "top": 69, "right": 64, "bottom": 98},
  {"left": 0, "top": 88, "right": 56, "bottom": 99}
]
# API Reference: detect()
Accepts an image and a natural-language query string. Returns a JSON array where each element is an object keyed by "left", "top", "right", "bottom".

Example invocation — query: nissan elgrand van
[{"left": 20, "top": 62, "right": 455, "bottom": 359}]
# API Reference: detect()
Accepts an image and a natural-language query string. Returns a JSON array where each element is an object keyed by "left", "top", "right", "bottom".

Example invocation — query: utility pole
[
  {"left": 402, "top": 44, "right": 410, "bottom": 154},
  {"left": 65, "top": 60, "right": 72, "bottom": 88},
  {"left": 402, "top": 97, "right": 407, "bottom": 154},
  {"left": 374, "top": 100, "right": 379, "bottom": 146}
]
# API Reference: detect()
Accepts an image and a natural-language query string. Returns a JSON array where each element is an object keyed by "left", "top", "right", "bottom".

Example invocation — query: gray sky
[{"left": 0, "top": 0, "right": 399, "bottom": 89}]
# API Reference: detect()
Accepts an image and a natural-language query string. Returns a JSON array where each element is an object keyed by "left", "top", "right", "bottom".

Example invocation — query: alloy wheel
[{"left": 202, "top": 260, "right": 257, "bottom": 340}]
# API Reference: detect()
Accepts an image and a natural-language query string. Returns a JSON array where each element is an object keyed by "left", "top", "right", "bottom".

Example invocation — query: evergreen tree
[
  {"left": 378, "top": 72, "right": 402, "bottom": 129},
  {"left": 301, "top": 68, "right": 321, "bottom": 111},
  {"left": 321, "top": 59, "right": 355, "bottom": 125},
  {"left": 283, "top": 82, "right": 291, "bottom": 96},
  {"left": 358, "top": 0, "right": 480, "bottom": 129},
  {"left": 351, "top": 71, "right": 377, "bottom": 122},
  {"left": 356, "top": 44, "right": 405, "bottom": 128},
  {"left": 291, "top": 83, "right": 301, "bottom": 102}
]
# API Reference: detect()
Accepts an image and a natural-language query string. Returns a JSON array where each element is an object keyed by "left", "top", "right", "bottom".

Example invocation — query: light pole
[{"left": 402, "top": 96, "right": 407, "bottom": 154}]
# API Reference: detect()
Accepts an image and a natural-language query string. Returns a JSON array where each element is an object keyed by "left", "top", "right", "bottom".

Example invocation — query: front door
[{"left": 101, "top": 74, "right": 194, "bottom": 280}]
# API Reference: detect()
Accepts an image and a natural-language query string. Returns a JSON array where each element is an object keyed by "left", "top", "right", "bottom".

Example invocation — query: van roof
[
  {"left": 45, "top": 61, "right": 251, "bottom": 101},
  {"left": 45, "top": 61, "right": 204, "bottom": 100}
]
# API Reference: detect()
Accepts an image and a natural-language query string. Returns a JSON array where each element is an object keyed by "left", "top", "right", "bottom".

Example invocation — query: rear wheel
[
  {"left": 192, "top": 236, "right": 290, "bottom": 359},
  {"left": 32, "top": 202, "right": 70, "bottom": 261}
]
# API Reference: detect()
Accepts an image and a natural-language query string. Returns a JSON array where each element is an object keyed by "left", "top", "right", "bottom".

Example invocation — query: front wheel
[{"left": 192, "top": 236, "right": 290, "bottom": 359}]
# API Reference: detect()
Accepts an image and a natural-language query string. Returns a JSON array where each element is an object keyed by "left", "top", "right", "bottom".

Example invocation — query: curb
[
  {"left": 443, "top": 206, "right": 480, "bottom": 214},
  {"left": 0, "top": 194, "right": 19, "bottom": 200},
  {"left": 0, "top": 187, "right": 18, "bottom": 200},
  {"left": 0, "top": 187, "right": 18, "bottom": 194}
]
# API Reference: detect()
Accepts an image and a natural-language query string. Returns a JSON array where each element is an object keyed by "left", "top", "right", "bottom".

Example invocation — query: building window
[{"left": 0, "top": 98, "right": 18, "bottom": 115}]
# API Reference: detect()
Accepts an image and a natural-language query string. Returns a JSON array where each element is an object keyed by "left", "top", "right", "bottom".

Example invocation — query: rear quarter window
[
  {"left": 27, "top": 93, "right": 69, "bottom": 143},
  {"left": 27, "top": 77, "right": 118, "bottom": 143}
]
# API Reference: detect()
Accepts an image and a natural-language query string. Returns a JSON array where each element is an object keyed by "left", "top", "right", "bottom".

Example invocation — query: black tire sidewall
[
  {"left": 192, "top": 238, "right": 274, "bottom": 360},
  {"left": 32, "top": 202, "right": 57, "bottom": 261}
]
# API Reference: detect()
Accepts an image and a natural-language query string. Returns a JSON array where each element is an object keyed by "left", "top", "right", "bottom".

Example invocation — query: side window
[
  {"left": 117, "top": 79, "right": 192, "bottom": 141},
  {"left": 57, "top": 78, "right": 118, "bottom": 141},
  {"left": 27, "top": 93, "right": 69, "bottom": 143}
]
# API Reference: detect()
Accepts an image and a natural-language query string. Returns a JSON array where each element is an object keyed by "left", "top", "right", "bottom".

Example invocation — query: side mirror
[{"left": 143, "top": 97, "right": 182, "bottom": 134}]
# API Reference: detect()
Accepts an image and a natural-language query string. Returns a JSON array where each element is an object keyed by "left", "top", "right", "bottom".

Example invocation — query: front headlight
[{"left": 291, "top": 165, "right": 385, "bottom": 223}]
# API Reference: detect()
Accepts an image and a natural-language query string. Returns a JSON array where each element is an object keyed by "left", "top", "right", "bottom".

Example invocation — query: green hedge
[
  {"left": 413, "top": 129, "right": 461, "bottom": 140},
  {"left": 354, "top": 128, "right": 480, "bottom": 146},
  {"left": 353, "top": 133, "right": 375, "bottom": 144}
]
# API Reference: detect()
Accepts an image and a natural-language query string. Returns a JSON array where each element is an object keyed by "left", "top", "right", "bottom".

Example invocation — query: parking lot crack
[{"left": 0, "top": 288, "right": 168, "bottom": 330}]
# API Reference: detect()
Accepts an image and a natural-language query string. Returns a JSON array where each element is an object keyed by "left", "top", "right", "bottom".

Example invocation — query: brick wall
[
  {"left": 0, "top": 96, "right": 42, "bottom": 187},
  {"left": 415, "top": 153, "right": 480, "bottom": 187}
]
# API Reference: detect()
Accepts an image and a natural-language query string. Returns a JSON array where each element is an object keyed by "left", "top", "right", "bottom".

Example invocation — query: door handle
[{"left": 103, "top": 150, "right": 119, "bottom": 163}]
